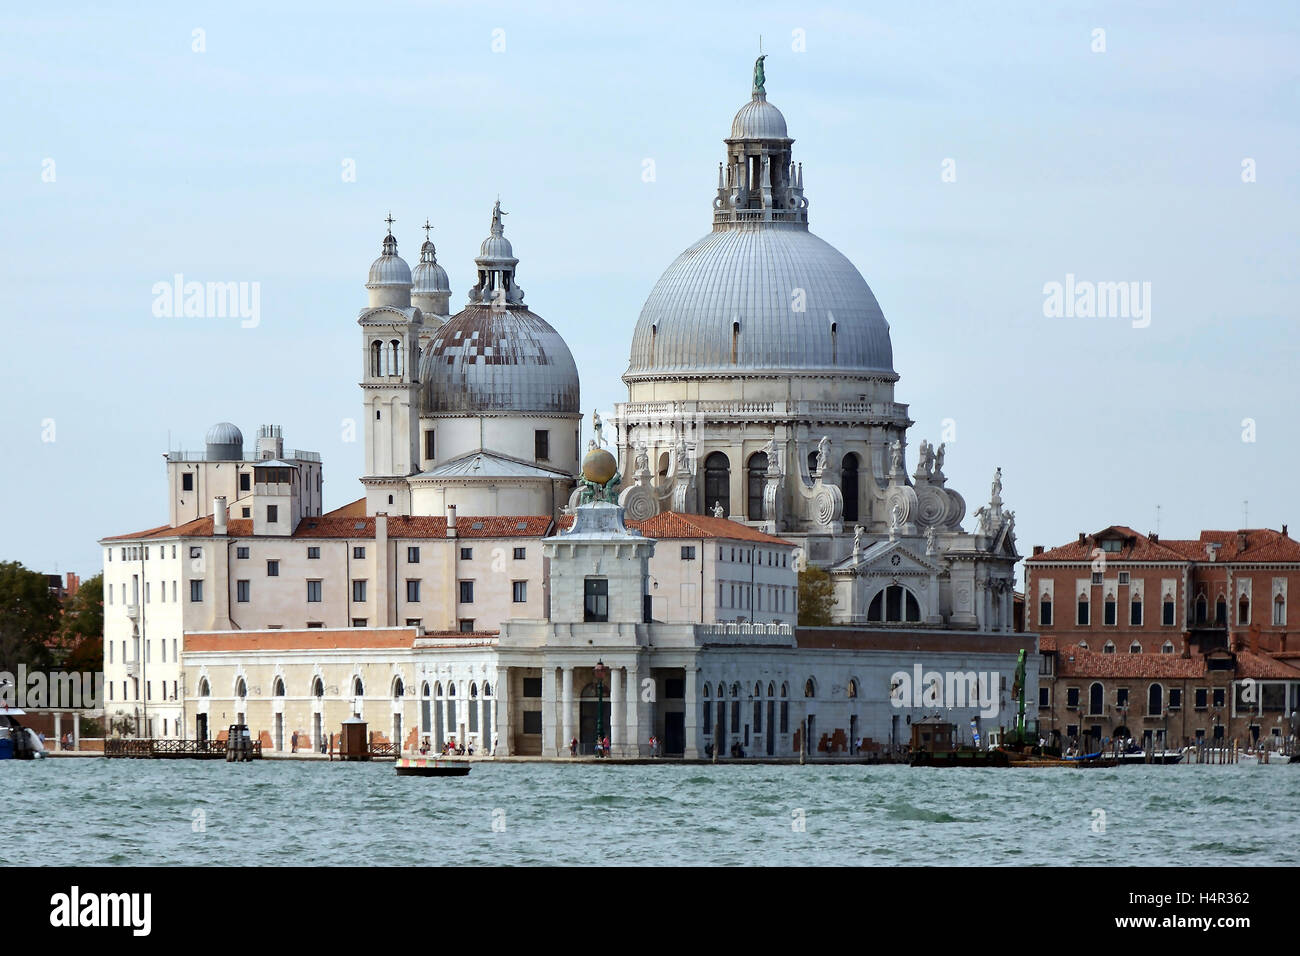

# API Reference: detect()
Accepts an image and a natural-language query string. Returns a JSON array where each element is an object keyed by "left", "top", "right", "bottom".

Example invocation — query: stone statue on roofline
[{"left": 712, "top": 501, "right": 725, "bottom": 518}]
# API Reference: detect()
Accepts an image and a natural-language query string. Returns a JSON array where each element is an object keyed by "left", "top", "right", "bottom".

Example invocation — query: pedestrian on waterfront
[
  {"left": 648, "top": 734, "right": 656, "bottom": 757},
  {"left": 492, "top": 731, "right": 499, "bottom": 755},
  {"left": 570, "top": 736, "right": 578, "bottom": 757},
  {"left": 603, "top": 735, "right": 610, "bottom": 758},
  {"left": 291, "top": 731, "right": 299, "bottom": 753}
]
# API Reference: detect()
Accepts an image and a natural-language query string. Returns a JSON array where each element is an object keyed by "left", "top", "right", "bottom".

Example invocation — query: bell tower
[{"left": 359, "top": 216, "right": 422, "bottom": 515}]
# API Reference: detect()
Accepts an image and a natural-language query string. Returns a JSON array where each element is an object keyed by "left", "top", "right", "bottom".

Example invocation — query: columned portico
[
  {"left": 561, "top": 666, "right": 574, "bottom": 753},
  {"left": 610, "top": 666, "right": 623, "bottom": 756},
  {"left": 542, "top": 666, "right": 559, "bottom": 756}
]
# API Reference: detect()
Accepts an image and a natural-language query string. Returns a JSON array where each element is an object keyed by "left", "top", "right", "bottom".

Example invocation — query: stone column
[
  {"left": 561, "top": 666, "right": 574, "bottom": 755},
  {"left": 54, "top": 712, "right": 62, "bottom": 749},
  {"left": 684, "top": 666, "right": 699, "bottom": 758},
  {"left": 542, "top": 666, "right": 558, "bottom": 757},
  {"left": 495, "top": 667, "right": 511, "bottom": 756},
  {"left": 73, "top": 712, "right": 81, "bottom": 750},
  {"left": 610, "top": 667, "right": 624, "bottom": 756}
]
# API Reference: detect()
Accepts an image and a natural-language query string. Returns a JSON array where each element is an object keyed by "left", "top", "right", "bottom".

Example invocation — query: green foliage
[
  {"left": 797, "top": 567, "right": 836, "bottom": 626},
  {"left": 0, "top": 561, "right": 60, "bottom": 672},
  {"left": 58, "top": 573, "right": 103, "bottom": 668}
]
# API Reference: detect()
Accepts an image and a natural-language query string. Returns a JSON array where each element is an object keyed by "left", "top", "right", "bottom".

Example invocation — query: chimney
[
  {"left": 1237, "top": 531, "right": 1248, "bottom": 552},
  {"left": 1283, "top": 524, "right": 1289, "bottom": 537},
  {"left": 445, "top": 504, "right": 458, "bottom": 538},
  {"left": 1149, "top": 533, "right": 1159, "bottom": 543},
  {"left": 1078, "top": 533, "right": 1086, "bottom": 545},
  {"left": 1032, "top": 545, "right": 1044, "bottom": 556},
  {"left": 213, "top": 496, "right": 228, "bottom": 536}
]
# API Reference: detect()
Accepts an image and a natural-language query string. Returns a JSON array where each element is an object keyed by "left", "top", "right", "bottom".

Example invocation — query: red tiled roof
[
  {"left": 1056, "top": 647, "right": 1205, "bottom": 679},
  {"left": 185, "top": 628, "right": 420, "bottom": 652},
  {"left": 1234, "top": 650, "right": 1300, "bottom": 679},
  {"left": 1038, "top": 635, "right": 1058, "bottom": 652},
  {"left": 321, "top": 498, "right": 366, "bottom": 518},
  {"left": 555, "top": 511, "right": 796, "bottom": 545},
  {"left": 1030, "top": 526, "right": 1300, "bottom": 565},
  {"left": 104, "top": 514, "right": 553, "bottom": 542}
]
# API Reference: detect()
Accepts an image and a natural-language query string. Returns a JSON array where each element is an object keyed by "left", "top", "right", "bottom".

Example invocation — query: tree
[
  {"left": 57, "top": 573, "right": 103, "bottom": 669},
  {"left": 798, "top": 567, "right": 837, "bottom": 626},
  {"left": 0, "top": 561, "right": 60, "bottom": 673}
]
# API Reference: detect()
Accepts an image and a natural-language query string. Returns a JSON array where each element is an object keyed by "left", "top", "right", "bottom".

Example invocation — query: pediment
[{"left": 834, "top": 538, "right": 943, "bottom": 576}]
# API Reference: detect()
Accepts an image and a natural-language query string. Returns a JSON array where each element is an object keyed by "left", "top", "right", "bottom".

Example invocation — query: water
[{"left": 7, "top": 760, "right": 1298, "bottom": 866}]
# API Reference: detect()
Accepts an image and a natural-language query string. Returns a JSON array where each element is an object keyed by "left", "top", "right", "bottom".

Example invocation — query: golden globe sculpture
[{"left": 577, "top": 446, "right": 621, "bottom": 503}]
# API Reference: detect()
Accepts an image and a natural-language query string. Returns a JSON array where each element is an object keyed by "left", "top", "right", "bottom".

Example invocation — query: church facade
[{"left": 97, "top": 60, "right": 1035, "bottom": 758}]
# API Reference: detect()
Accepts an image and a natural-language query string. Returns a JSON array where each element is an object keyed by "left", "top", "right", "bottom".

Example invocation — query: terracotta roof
[
  {"left": 1030, "top": 526, "right": 1300, "bottom": 565},
  {"left": 1234, "top": 650, "right": 1300, "bottom": 679},
  {"left": 1028, "top": 526, "right": 1190, "bottom": 563},
  {"left": 554, "top": 511, "right": 796, "bottom": 545},
  {"left": 104, "top": 514, "right": 552, "bottom": 542},
  {"left": 1039, "top": 635, "right": 1057, "bottom": 652},
  {"left": 185, "top": 628, "right": 420, "bottom": 653},
  {"left": 1056, "top": 647, "right": 1206, "bottom": 679},
  {"left": 321, "top": 498, "right": 366, "bottom": 518}
]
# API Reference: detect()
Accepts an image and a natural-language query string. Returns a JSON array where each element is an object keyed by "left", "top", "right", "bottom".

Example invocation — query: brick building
[{"left": 1027, "top": 526, "right": 1300, "bottom": 749}]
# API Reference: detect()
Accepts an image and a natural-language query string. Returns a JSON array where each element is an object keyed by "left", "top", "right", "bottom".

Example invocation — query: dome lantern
[{"left": 365, "top": 213, "right": 412, "bottom": 309}]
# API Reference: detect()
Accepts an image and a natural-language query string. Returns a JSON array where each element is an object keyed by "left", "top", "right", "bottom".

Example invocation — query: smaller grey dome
[
  {"left": 412, "top": 241, "right": 450, "bottom": 293},
  {"left": 479, "top": 234, "right": 514, "bottom": 260},
  {"left": 730, "top": 93, "right": 788, "bottom": 140},
  {"left": 367, "top": 233, "right": 412, "bottom": 287},
  {"left": 205, "top": 422, "right": 243, "bottom": 445}
]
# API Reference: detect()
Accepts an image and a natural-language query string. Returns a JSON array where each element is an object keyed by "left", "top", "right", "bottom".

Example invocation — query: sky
[{"left": 2, "top": 0, "right": 1297, "bottom": 579}]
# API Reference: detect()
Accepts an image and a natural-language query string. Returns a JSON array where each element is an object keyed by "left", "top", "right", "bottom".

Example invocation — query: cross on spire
[
  {"left": 422, "top": 218, "right": 433, "bottom": 240},
  {"left": 384, "top": 211, "right": 396, "bottom": 235}
]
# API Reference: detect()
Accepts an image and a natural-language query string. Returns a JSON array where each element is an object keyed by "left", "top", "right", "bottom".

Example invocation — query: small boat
[
  {"left": 395, "top": 756, "right": 471, "bottom": 777},
  {"left": 0, "top": 708, "right": 48, "bottom": 760}
]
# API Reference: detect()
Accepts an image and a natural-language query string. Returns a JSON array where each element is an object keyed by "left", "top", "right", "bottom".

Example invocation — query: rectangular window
[
  {"left": 584, "top": 578, "right": 609, "bottom": 622},
  {"left": 307, "top": 621, "right": 324, "bottom": 628},
  {"left": 306, "top": 580, "right": 322, "bottom": 603},
  {"left": 353, "top": 546, "right": 365, "bottom": 559},
  {"left": 1195, "top": 688, "right": 1208, "bottom": 710},
  {"left": 189, "top": 546, "right": 202, "bottom": 559},
  {"left": 239, "top": 472, "right": 250, "bottom": 492},
  {"left": 405, "top": 619, "right": 421, "bottom": 627},
  {"left": 407, "top": 546, "right": 420, "bottom": 564},
  {"left": 1091, "top": 572, "right": 1103, "bottom": 585},
  {"left": 461, "top": 547, "right": 473, "bottom": 560},
  {"left": 352, "top": 618, "right": 367, "bottom": 627},
  {"left": 459, "top": 619, "right": 475, "bottom": 633},
  {"left": 266, "top": 505, "right": 278, "bottom": 523},
  {"left": 242, "top": 507, "right": 250, "bottom": 518},
  {"left": 1169, "top": 688, "right": 1182, "bottom": 710},
  {"left": 523, "top": 677, "right": 543, "bottom": 698},
  {"left": 1103, "top": 600, "right": 1116, "bottom": 626},
  {"left": 182, "top": 473, "right": 193, "bottom": 491},
  {"left": 1163, "top": 600, "right": 1175, "bottom": 626},
  {"left": 513, "top": 547, "right": 526, "bottom": 560},
  {"left": 522, "top": 710, "right": 543, "bottom": 734},
  {"left": 681, "top": 545, "right": 696, "bottom": 560},
  {"left": 1066, "top": 687, "right": 1080, "bottom": 710},
  {"left": 1040, "top": 598, "right": 1053, "bottom": 626},
  {"left": 512, "top": 581, "right": 527, "bottom": 603},
  {"left": 1077, "top": 599, "right": 1089, "bottom": 626},
  {"left": 189, "top": 580, "right": 203, "bottom": 602},
  {"left": 1116, "top": 687, "right": 1129, "bottom": 707},
  {"left": 266, "top": 560, "right": 279, "bottom": 577},
  {"left": 307, "top": 546, "right": 320, "bottom": 559},
  {"left": 1039, "top": 687, "right": 1050, "bottom": 707},
  {"left": 534, "top": 429, "right": 549, "bottom": 461},
  {"left": 1212, "top": 688, "right": 1225, "bottom": 708},
  {"left": 459, "top": 580, "right": 474, "bottom": 604},
  {"left": 424, "top": 430, "right": 436, "bottom": 460},
  {"left": 406, "top": 579, "right": 421, "bottom": 602},
  {"left": 1131, "top": 599, "right": 1143, "bottom": 626},
  {"left": 1118, "top": 571, "right": 1130, "bottom": 585},
  {"left": 236, "top": 546, "right": 249, "bottom": 559},
  {"left": 236, "top": 580, "right": 250, "bottom": 603},
  {"left": 352, "top": 580, "right": 367, "bottom": 602}
]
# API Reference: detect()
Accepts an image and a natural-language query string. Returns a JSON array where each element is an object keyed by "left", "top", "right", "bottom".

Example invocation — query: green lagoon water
[{"left": 7, "top": 759, "right": 1297, "bottom": 866}]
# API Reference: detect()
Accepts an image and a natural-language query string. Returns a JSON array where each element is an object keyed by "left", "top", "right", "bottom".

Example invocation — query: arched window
[
  {"left": 1040, "top": 595, "right": 1053, "bottom": 626},
  {"left": 1078, "top": 641, "right": 1089, "bottom": 650},
  {"left": 730, "top": 683, "right": 740, "bottom": 731},
  {"left": 1148, "top": 683, "right": 1163, "bottom": 716},
  {"left": 704, "top": 452, "right": 730, "bottom": 517},
  {"left": 313, "top": 677, "right": 324, "bottom": 698},
  {"left": 780, "top": 682, "right": 789, "bottom": 733},
  {"left": 1214, "top": 596, "right": 1226, "bottom": 625},
  {"left": 804, "top": 678, "right": 816, "bottom": 698},
  {"left": 731, "top": 320, "right": 740, "bottom": 363},
  {"left": 1161, "top": 642, "right": 1174, "bottom": 654},
  {"left": 370, "top": 340, "right": 382, "bottom": 377},
  {"left": 393, "top": 678, "right": 404, "bottom": 699},
  {"left": 702, "top": 683, "right": 712, "bottom": 734},
  {"left": 352, "top": 676, "right": 364, "bottom": 697},
  {"left": 841, "top": 453, "right": 859, "bottom": 522},
  {"left": 447, "top": 683, "right": 456, "bottom": 697},
  {"left": 829, "top": 320, "right": 838, "bottom": 365},
  {"left": 421, "top": 681, "right": 430, "bottom": 698},
  {"left": 482, "top": 682, "right": 491, "bottom": 697},
  {"left": 235, "top": 677, "right": 247, "bottom": 698},
  {"left": 847, "top": 678, "right": 858, "bottom": 699},
  {"left": 198, "top": 678, "right": 210, "bottom": 697},
  {"left": 746, "top": 452, "right": 768, "bottom": 520},
  {"left": 273, "top": 677, "right": 285, "bottom": 697},
  {"left": 1238, "top": 595, "right": 1250, "bottom": 625},
  {"left": 754, "top": 682, "right": 763, "bottom": 698},
  {"left": 702, "top": 683, "right": 711, "bottom": 700},
  {"left": 1103, "top": 641, "right": 1116, "bottom": 654},
  {"left": 767, "top": 682, "right": 775, "bottom": 697},
  {"left": 1129, "top": 642, "right": 1142, "bottom": 654},
  {"left": 867, "top": 585, "right": 922, "bottom": 623},
  {"left": 1077, "top": 594, "right": 1090, "bottom": 626},
  {"left": 390, "top": 339, "right": 402, "bottom": 377},
  {"left": 1195, "top": 594, "right": 1208, "bottom": 624},
  {"left": 808, "top": 451, "right": 819, "bottom": 476},
  {"left": 1275, "top": 594, "right": 1286, "bottom": 626},
  {"left": 1103, "top": 595, "right": 1117, "bottom": 626},
  {"left": 1089, "top": 682, "right": 1104, "bottom": 715},
  {"left": 470, "top": 682, "right": 478, "bottom": 698}
]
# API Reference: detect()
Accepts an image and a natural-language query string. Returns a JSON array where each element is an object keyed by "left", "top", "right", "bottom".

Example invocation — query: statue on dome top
[{"left": 753, "top": 54, "right": 767, "bottom": 95}]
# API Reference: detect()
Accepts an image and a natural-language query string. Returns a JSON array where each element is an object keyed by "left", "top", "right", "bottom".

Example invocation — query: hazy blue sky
[{"left": 2, "top": 1, "right": 1297, "bottom": 578}]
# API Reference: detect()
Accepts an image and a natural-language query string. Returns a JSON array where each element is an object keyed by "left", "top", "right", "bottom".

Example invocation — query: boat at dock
[
  {"left": 395, "top": 756, "right": 471, "bottom": 777},
  {"left": 0, "top": 707, "right": 47, "bottom": 760}
]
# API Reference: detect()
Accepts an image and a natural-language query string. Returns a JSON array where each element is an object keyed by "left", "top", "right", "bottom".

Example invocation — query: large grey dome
[
  {"left": 412, "top": 241, "right": 450, "bottom": 293},
  {"left": 626, "top": 226, "right": 893, "bottom": 378},
  {"left": 420, "top": 305, "right": 580, "bottom": 415},
  {"left": 367, "top": 233, "right": 411, "bottom": 287},
  {"left": 730, "top": 93, "right": 788, "bottom": 139}
]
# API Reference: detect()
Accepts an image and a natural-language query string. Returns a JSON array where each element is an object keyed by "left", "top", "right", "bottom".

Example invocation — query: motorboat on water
[
  {"left": 0, "top": 707, "right": 48, "bottom": 760},
  {"left": 395, "top": 755, "right": 471, "bottom": 777}
]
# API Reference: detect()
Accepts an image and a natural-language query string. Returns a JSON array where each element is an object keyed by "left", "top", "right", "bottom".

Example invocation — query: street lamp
[{"left": 593, "top": 659, "right": 608, "bottom": 757}]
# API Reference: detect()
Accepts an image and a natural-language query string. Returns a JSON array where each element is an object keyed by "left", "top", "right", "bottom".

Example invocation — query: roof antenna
[
  {"left": 1243, "top": 499, "right": 1249, "bottom": 528},
  {"left": 1155, "top": 504, "right": 1160, "bottom": 536}
]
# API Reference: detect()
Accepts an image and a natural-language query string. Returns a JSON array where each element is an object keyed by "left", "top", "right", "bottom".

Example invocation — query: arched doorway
[
  {"left": 841, "top": 453, "right": 859, "bottom": 522},
  {"left": 1089, "top": 682, "right": 1104, "bottom": 716},
  {"left": 746, "top": 451, "right": 768, "bottom": 520},
  {"left": 704, "top": 452, "right": 730, "bottom": 516}
]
